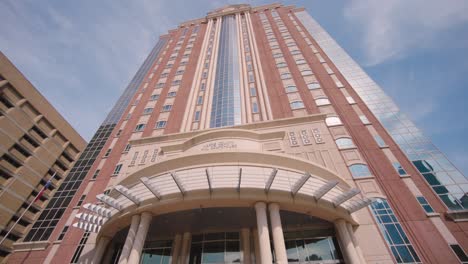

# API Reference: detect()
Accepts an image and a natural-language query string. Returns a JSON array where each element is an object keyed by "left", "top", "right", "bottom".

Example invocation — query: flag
[{"left": 34, "top": 179, "right": 52, "bottom": 202}]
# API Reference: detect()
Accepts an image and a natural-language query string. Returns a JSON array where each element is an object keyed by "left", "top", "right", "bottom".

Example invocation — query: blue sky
[{"left": 1, "top": 0, "right": 467, "bottom": 175}]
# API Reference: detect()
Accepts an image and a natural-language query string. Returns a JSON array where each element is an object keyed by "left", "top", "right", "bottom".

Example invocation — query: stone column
[
  {"left": 128, "top": 212, "right": 152, "bottom": 264},
  {"left": 118, "top": 214, "right": 141, "bottom": 264},
  {"left": 241, "top": 228, "right": 251, "bottom": 264},
  {"left": 171, "top": 234, "right": 182, "bottom": 264},
  {"left": 334, "top": 219, "right": 361, "bottom": 264},
  {"left": 268, "top": 203, "right": 287, "bottom": 264},
  {"left": 178, "top": 232, "right": 191, "bottom": 264},
  {"left": 346, "top": 223, "right": 366, "bottom": 264},
  {"left": 254, "top": 202, "right": 273, "bottom": 264},
  {"left": 92, "top": 236, "right": 110, "bottom": 264}
]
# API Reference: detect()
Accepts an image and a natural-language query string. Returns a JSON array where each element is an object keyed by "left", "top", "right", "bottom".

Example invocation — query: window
[
  {"left": 335, "top": 138, "right": 355, "bottom": 149},
  {"left": 135, "top": 124, "right": 146, "bottom": 132},
  {"left": 325, "top": 116, "right": 342, "bottom": 127},
  {"left": 346, "top": 96, "right": 356, "bottom": 104},
  {"left": 150, "top": 94, "right": 160, "bottom": 101},
  {"left": 202, "top": 72, "right": 208, "bottom": 79},
  {"left": 374, "top": 135, "right": 386, "bottom": 147},
  {"left": 290, "top": 101, "right": 304, "bottom": 110},
  {"left": 172, "top": 80, "right": 181, "bottom": 86},
  {"left": 281, "top": 73, "right": 291, "bottom": 80},
  {"left": 450, "top": 244, "right": 468, "bottom": 263},
  {"left": 416, "top": 196, "right": 434, "bottom": 213},
  {"left": 359, "top": 115, "right": 371, "bottom": 124},
  {"left": 315, "top": 97, "right": 331, "bottom": 106},
  {"left": 77, "top": 195, "right": 86, "bottom": 207},
  {"left": 249, "top": 87, "right": 257, "bottom": 97},
  {"left": 115, "top": 129, "right": 122, "bottom": 137},
  {"left": 291, "top": 50, "right": 301, "bottom": 55},
  {"left": 103, "top": 148, "right": 112, "bottom": 157},
  {"left": 157, "top": 82, "right": 165, "bottom": 88},
  {"left": 370, "top": 199, "right": 421, "bottom": 263},
  {"left": 194, "top": 111, "right": 201, "bottom": 121},
  {"left": 161, "top": 73, "right": 168, "bottom": 78},
  {"left": 273, "top": 53, "right": 282, "bottom": 58},
  {"left": 349, "top": 164, "right": 372, "bottom": 178},
  {"left": 252, "top": 102, "right": 259, "bottom": 113},
  {"left": 124, "top": 144, "right": 131, "bottom": 153},
  {"left": 248, "top": 73, "right": 255, "bottom": 83},
  {"left": 307, "top": 82, "right": 320, "bottom": 90},
  {"left": 91, "top": 169, "right": 100, "bottom": 180},
  {"left": 301, "top": 70, "right": 313, "bottom": 76},
  {"left": 143, "top": 108, "right": 153, "bottom": 115},
  {"left": 156, "top": 121, "right": 167, "bottom": 129},
  {"left": 285, "top": 85, "right": 297, "bottom": 93},
  {"left": 392, "top": 162, "right": 408, "bottom": 176},
  {"left": 167, "top": 91, "right": 177, "bottom": 97},
  {"left": 113, "top": 164, "right": 123, "bottom": 175},
  {"left": 200, "top": 83, "right": 206, "bottom": 91},
  {"left": 277, "top": 62, "right": 287, "bottom": 68},
  {"left": 162, "top": 105, "right": 172, "bottom": 112},
  {"left": 57, "top": 226, "right": 69, "bottom": 241},
  {"left": 197, "top": 96, "right": 203, "bottom": 105},
  {"left": 296, "top": 59, "right": 306, "bottom": 65}
]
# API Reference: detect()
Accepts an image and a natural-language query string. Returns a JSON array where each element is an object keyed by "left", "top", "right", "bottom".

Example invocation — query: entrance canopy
[{"left": 75, "top": 151, "right": 373, "bottom": 234}]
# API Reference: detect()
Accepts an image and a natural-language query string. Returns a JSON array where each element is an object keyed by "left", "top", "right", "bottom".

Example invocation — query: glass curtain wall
[
  {"left": 141, "top": 239, "right": 173, "bottom": 264},
  {"left": 210, "top": 15, "right": 241, "bottom": 128},
  {"left": 189, "top": 232, "right": 241, "bottom": 264}
]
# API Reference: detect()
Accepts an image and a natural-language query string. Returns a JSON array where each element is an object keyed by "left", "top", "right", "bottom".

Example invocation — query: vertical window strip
[{"left": 370, "top": 199, "right": 421, "bottom": 263}]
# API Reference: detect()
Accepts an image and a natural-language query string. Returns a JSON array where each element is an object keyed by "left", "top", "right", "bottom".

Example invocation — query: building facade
[
  {"left": 0, "top": 52, "right": 87, "bottom": 261},
  {"left": 9, "top": 3, "right": 468, "bottom": 264}
]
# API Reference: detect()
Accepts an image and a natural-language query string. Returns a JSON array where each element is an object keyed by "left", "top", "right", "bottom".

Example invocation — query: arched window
[
  {"left": 370, "top": 198, "right": 421, "bottom": 263},
  {"left": 290, "top": 101, "right": 304, "bottom": 110},
  {"left": 285, "top": 85, "right": 297, "bottom": 93},
  {"left": 277, "top": 62, "right": 287, "bottom": 68},
  {"left": 325, "top": 116, "right": 342, "bottom": 127},
  {"left": 301, "top": 70, "right": 313, "bottom": 76},
  {"left": 291, "top": 50, "right": 301, "bottom": 55},
  {"left": 307, "top": 82, "right": 320, "bottom": 90},
  {"left": 349, "top": 164, "right": 372, "bottom": 178},
  {"left": 335, "top": 138, "right": 355, "bottom": 149},
  {"left": 296, "top": 59, "right": 306, "bottom": 65},
  {"left": 315, "top": 97, "right": 331, "bottom": 106},
  {"left": 281, "top": 73, "right": 291, "bottom": 80}
]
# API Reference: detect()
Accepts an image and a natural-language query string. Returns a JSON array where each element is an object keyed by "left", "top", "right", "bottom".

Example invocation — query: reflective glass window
[
  {"left": 370, "top": 199, "right": 421, "bottom": 263},
  {"left": 325, "top": 116, "right": 342, "bottom": 127},
  {"left": 315, "top": 97, "right": 331, "bottom": 106},
  {"left": 349, "top": 164, "right": 372, "bottom": 178},
  {"left": 335, "top": 138, "right": 355, "bottom": 149},
  {"left": 285, "top": 85, "right": 297, "bottom": 93},
  {"left": 290, "top": 101, "right": 304, "bottom": 110},
  {"left": 135, "top": 124, "right": 146, "bottom": 132},
  {"left": 393, "top": 162, "right": 408, "bottom": 176},
  {"left": 281, "top": 73, "right": 291, "bottom": 80},
  {"left": 156, "top": 121, "right": 166, "bottom": 129},
  {"left": 416, "top": 196, "right": 435, "bottom": 214}
]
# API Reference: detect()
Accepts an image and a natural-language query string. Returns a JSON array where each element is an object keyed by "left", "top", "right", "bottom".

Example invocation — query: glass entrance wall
[
  {"left": 141, "top": 239, "right": 173, "bottom": 264},
  {"left": 283, "top": 230, "right": 343, "bottom": 263},
  {"left": 189, "top": 232, "right": 241, "bottom": 264}
]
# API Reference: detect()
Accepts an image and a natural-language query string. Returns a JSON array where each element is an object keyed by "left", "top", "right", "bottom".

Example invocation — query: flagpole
[{"left": 0, "top": 172, "right": 57, "bottom": 245}]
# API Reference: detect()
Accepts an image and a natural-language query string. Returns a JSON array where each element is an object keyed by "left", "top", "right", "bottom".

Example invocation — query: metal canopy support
[
  {"left": 115, "top": 185, "right": 141, "bottom": 205},
  {"left": 72, "top": 221, "right": 100, "bottom": 233},
  {"left": 291, "top": 172, "right": 311, "bottom": 196},
  {"left": 205, "top": 169, "right": 212, "bottom": 193},
  {"left": 170, "top": 172, "right": 186, "bottom": 196},
  {"left": 265, "top": 168, "right": 278, "bottom": 193},
  {"left": 348, "top": 197, "right": 374, "bottom": 213},
  {"left": 82, "top": 203, "right": 113, "bottom": 218},
  {"left": 237, "top": 168, "right": 242, "bottom": 192},
  {"left": 332, "top": 188, "right": 361, "bottom": 207},
  {"left": 96, "top": 194, "right": 122, "bottom": 211},
  {"left": 313, "top": 180, "right": 339, "bottom": 201},
  {"left": 75, "top": 212, "right": 108, "bottom": 225},
  {"left": 140, "top": 177, "right": 161, "bottom": 200}
]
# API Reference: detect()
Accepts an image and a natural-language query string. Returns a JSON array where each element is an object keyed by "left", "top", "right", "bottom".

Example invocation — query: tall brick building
[{"left": 9, "top": 3, "right": 468, "bottom": 264}]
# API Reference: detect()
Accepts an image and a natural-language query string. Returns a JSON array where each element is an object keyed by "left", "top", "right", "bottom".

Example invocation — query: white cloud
[
  {"left": 0, "top": 1, "right": 174, "bottom": 140},
  {"left": 344, "top": 0, "right": 468, "bottom": 65}
]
